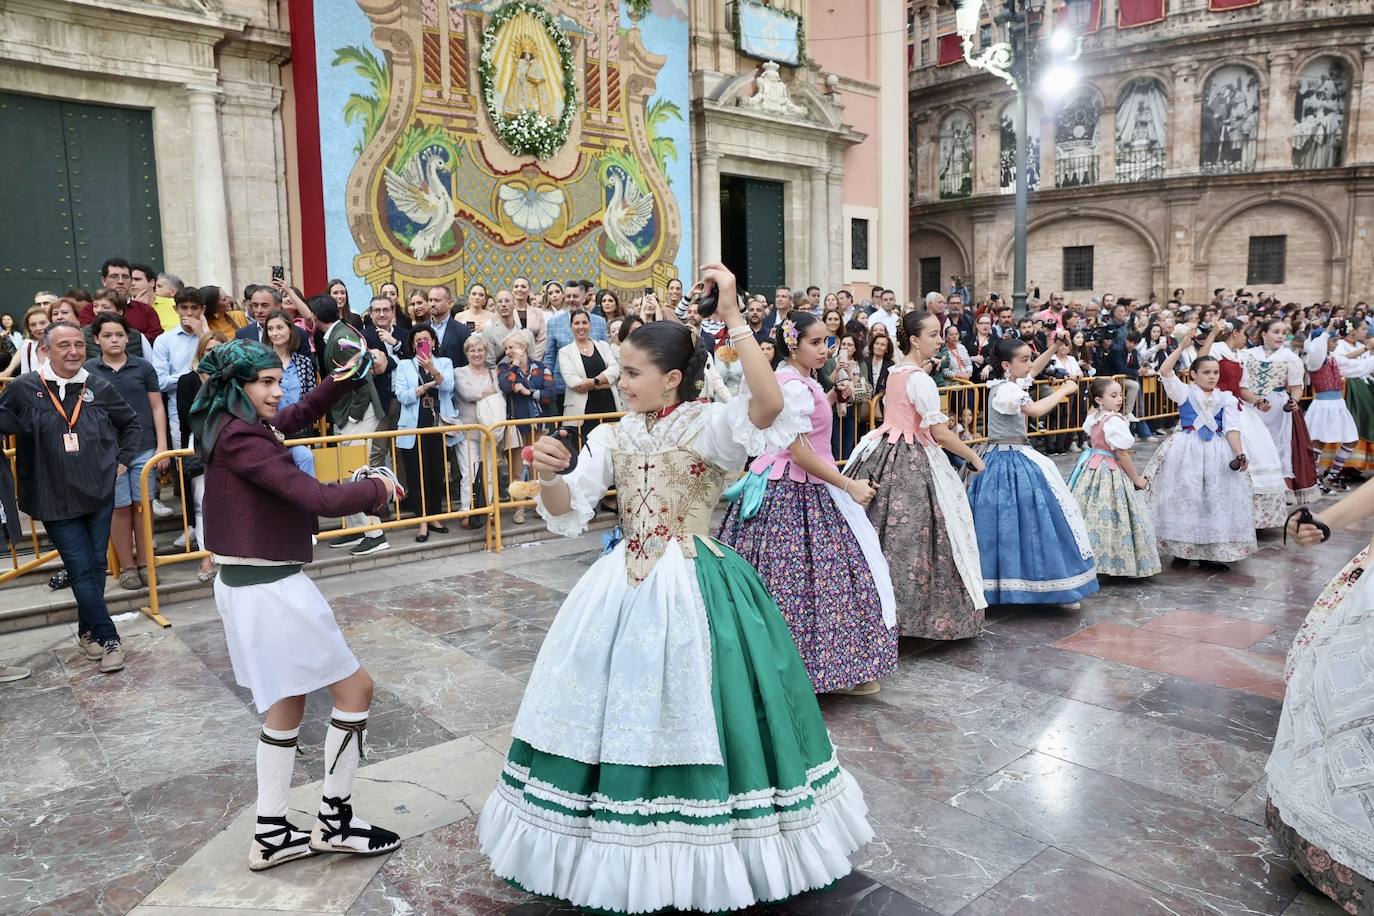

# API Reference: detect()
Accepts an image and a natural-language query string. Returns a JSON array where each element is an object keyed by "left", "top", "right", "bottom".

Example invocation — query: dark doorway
[
  {"left": 0, "top": 92, "right": 164, "bottom": 318},
  {"left": 720, "top": 175, "right": 785, "bottom": 297}
]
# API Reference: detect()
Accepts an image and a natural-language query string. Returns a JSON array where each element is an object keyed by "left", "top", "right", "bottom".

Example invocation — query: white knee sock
[
  {"left": 321, "top": 707, "right": 368, "bottom": 801},
  {"left": 256, "top": 725, "right": 299, "bottom": 820}
]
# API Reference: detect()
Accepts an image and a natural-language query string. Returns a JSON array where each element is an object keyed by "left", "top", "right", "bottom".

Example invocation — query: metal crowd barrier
[{"left": 10, "top": 369, "right": 1329, "bottom": 629}]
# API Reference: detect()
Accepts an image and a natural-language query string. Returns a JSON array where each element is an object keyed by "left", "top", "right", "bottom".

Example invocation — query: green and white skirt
[{"left": 477, "top": 539, "right": 872, "bottom": 913}]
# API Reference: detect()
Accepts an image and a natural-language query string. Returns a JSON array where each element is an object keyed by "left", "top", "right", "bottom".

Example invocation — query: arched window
[
  {"left": 1293, "top": 57, "right": 1349, "bottom": 169},
  {"left": 938, "top": 111, "right": 973, "bottom": 199},
  {"left": 1054, "top": 89, "right": 1100, "bottom": 188},
  {"left": 1115, "top": 78, "right": 1167, "bottom": 182},
  {"left": 1200, "top": 65, "right": 1260, "bottom": 174},
  {"left": 999, "top": 98, "right": 1041, "bottom": 193}
]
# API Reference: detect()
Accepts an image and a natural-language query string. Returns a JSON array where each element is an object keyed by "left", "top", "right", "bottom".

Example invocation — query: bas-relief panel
[{"left": 311, "top": 0, "right": 692, "bottom": 303}]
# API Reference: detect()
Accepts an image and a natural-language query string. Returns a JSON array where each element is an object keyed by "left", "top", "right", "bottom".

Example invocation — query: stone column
[
  {"left": 1169, "top": 61, "right": 1199, "bottom": 174},
  {"left": 1262, "top": 50, "right": 1295, "bottom": 170},
  {"left": 913, "top": 112, "right": 934, "bottom": 201},
  {"left": 827, "top": 166, "right": 844, "bottom": 289},
  {"left": 879, "top": 0, "right": 908, "bottom": 301},
  {"left": 1098, "top": 100, "right": 1116, "bottom": 183},
  {"left": 187, "top": 86, "right": 233, "bottom": 289},
  {"left": 697, "top": 151, "right": 721, "bottom": 265},
  {"left": 810, "top": 166, "right": 830, "bottom": 292},
  {"left": 1353, "top": 43, "right": 1374, "bottom": 164}
]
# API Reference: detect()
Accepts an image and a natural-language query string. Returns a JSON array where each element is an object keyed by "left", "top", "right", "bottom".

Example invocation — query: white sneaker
[
  {"left": 172, "top": 531, "right": 189, "bottom": 549},
  {"left": 151, "top": 498, "right": 175, "bottom": 519}
]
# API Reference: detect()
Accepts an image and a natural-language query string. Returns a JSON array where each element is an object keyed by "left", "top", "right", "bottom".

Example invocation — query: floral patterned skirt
[
  {"left": 845, "top": 438, "right": 984, "bottom": 639},
  {"left": 1267, "top": 799, "right": 1374, "bottom": 915},
  {"left": 1070, "top": 463, "right": 1161, "bottom": 579},
  {"left": 717, "top": 478, "right": 898, "bottom": 693}
]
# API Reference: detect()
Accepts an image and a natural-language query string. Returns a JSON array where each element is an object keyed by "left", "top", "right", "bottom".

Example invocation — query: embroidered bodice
[
  {"left": 1243, "top": 346, "right": 1301, "bottom": 394},
  {"left": 614, "top": 446, "right": 728, "bottom": 585},
  {"left": 870, "top": 364, "right": 943, "bottom": 447},
  {"left": 1310, "top": 358, "right": 1342, "bottom": 393},
  {"left": 986, "top": 380, "right": 1031, "bottom": 441},
  {"left": 750, "top": 367, "right": 831, "bottom": 483}
]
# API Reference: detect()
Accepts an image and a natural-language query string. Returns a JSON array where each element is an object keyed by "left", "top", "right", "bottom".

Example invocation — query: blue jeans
[{"left": 46, "top": 503, "right": 119, "bottom": 645}]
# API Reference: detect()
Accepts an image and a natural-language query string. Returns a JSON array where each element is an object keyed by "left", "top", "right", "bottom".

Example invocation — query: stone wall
[{"left": 908, "top": 0, "right": 1374, "bottom": 305}]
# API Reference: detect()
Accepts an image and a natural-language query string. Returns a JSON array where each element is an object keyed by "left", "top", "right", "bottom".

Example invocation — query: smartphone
[
  {"left": 416, "top": 338, "right": 432, "bottom": 359},
  {"left": 644, "top": 287, "right": 655, "bottom": 296},
  {"left": 271, "top": 265, "right": 284, "bottom": 282}
]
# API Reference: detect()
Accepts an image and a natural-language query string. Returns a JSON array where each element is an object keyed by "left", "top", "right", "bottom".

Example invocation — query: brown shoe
[
  {"left": 118, "top": 569, "right": 142, "bottom": 591},
  {"left": 77, "top": 632, "right": 104, "bottom": 661},
  {"left": 99, "top": 642, "right": 126, "bottom": 674}
]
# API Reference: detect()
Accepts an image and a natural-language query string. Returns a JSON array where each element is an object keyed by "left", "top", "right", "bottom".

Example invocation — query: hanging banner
[
  {"left": 937, "top": 33, "right": 963, "bottom": 67},
  {"left": 1118, "top": 0, "right": 1166, "bottom": 28},
  {"left": 1209, "top": 0, "right": 1259, "bottom": 9},
  {"left": 1056, "top": 0, "right": 1104, "bottom": 35}
]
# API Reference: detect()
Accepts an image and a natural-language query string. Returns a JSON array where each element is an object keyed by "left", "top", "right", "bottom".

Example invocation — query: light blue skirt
[{"left": 967, "top": 445, "right": 1099, "bottom": 604}]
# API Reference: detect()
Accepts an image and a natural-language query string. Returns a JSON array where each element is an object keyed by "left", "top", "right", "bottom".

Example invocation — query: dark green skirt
[{"left": 477, "top": 544, "right": 872, "bottom": 914}]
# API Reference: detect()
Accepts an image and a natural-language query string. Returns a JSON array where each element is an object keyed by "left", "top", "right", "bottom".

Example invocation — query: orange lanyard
[{"left": 44, "top": 382, "right": 86, "bottom": 432}]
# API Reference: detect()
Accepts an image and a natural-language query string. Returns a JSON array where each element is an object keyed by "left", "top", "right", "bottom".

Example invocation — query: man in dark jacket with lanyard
[{"left": 0, "top": 321, "right": 141, "bottom": 674}]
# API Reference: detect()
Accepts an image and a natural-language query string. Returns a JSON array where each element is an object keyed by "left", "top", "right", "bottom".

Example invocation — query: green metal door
[
  {"left": 719, "top": 175, "right": 785, "bottom": 296},
  {"left": 0, "top": 92, "right": 163, "bottom": 317}
]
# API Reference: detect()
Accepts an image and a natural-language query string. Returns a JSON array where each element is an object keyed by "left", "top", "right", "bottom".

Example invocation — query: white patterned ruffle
[
  {"left": 512, "top": 540, "right": 721, "bottom": 768},
  {"left": 477, "top": 763, "right": 873, "bottom": 914},
  {"left": 535, "top": 475, "right": 600, "bottom": 539},
  {"left": 723, "top": 375, "right": 813, "bottom": 457}
]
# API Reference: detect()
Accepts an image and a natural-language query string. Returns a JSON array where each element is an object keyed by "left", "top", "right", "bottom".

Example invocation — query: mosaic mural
[{"left": 312, "top": 0, "right": 691, "bottom": 302}]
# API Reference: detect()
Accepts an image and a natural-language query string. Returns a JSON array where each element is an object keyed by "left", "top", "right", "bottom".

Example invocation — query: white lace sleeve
[
  {"left": 1305, "top": 334, "right": 1329, "bottom": 372},
  {"left": 699, "top": 375, "right": 813, "bottom": 470},
  {"left": 1101, "top": 414, "right": 1135, "bottom": 450},
  {"left": 1285, "top": 350, "right": 1305, "bottom": 387},
  {"left": 1162, "top": 374, "right": 1190, "bottom": 405},
  {"left": 1220, "top": 391, "right": 1243, "bottom": 430},
  {"left": 990, "top": 380, "right": 1030, "bottom": 415},
  {"left": 535, "top": 422, "right": 617, "bottom": 538},
  {"left": 908, "top": 371, "right": 948, "bottom": 427}
]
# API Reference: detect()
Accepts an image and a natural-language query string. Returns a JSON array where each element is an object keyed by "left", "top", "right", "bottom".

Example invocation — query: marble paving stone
[
  {"left": 921, "top": 628, "right": 1169, "bottom": 710},
  {"left": 1227, "top": 780, "right": 1270, "bottom": 827},
  {"left": 1280, "top": 891, "right": 1351, "bottom": 914},
  {"left": 501, "top": 557, "right": 590, "bottom": 593},
  {"left": 141, "top": 736, "right": 504, "bottom": 914},
  {"left": 957, "top": 847, "right": 1213, "bottom": 916},
  {"left": 123, "top": 765, "right": 261, "bottom": 871},
  {"left": 823, "top": 696, "right": 1030, "bottom": 802},
  {"left": 1250, "top": 626, "right": 1301, "bottom": 655},
  {"left": 474, "top": 724, "right": 514, "bottom": 757},
  {"left": 0, "top": 780, "right": 155, "bottom": 914},
  {"left": 1140, "top": 609, "right": 1277, "bottom": 648},
  {"left": 997, "top": 694, "right": 1269, "bottom": 810},
  {"left": 951, "top": 752, "right": 1298, "bottom": 916},
  {"left": 131, "top": 908, "right": 336, "bottom": 915},
  {"left": 1125, "top": 676, "right": 1283, "bottom": 754},
  {"left": 295, "top": 703, "right": 456, "bottom": 784},
  {"left": 440, "top": 615, "right": 548, "bottom": 677},
  {"left": 343, "top": 871, "right": 420, "bottom": 915},
  {"left": 848, "top": 767, "right": 1045, "bottom": 915},
  {"left": 364, "top": 816, "right": 533, "bottom": 915},
  {"left": 26, "top": 865, "right": 164, "bottom": 916},
  {"left": 0, "top": 685, "right": 110, "bottom": 807},
  {"left": 1054, "top": 622, "right": 1288, "bottom": 700},
  {"left": 341, "top": 617, "right": 523, "bottom": 738}
]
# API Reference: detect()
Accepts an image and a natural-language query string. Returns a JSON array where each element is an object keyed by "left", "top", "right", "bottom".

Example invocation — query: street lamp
[{"left": 957, "top": 0, "right": 1090, "bottom": 315}]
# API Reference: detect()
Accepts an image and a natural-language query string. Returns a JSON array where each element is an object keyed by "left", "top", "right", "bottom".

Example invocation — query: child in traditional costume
[
  {"left": 477, "top": 266, "right": 873, "bottom": 914},
  {"left": 1069, "top": 377, "right": 1161, "bottom": 578},
  {"left": 844, "top": 309, "right": 987, "bottom": 639},
  {"left": 1196, "top": 321, "right": 1288, "bottom": 528},
  {"left": 966, "top": 337, "right": 1099, "bottom": 606},
  {"left": 717, "top": 310, "right": 898, "bottom": 695},
  {"left": 1146, "top": 335, "right": 1256, "bottom": 569},
  {"left": 1243, "top": 318, "right": 1318, "bottom": 504},
  {"left": 193, "top": 340, "right": 403, "bottom": 871},
  {"left": 1304, "top": 322, "right": 1374, "bottom": 493}
]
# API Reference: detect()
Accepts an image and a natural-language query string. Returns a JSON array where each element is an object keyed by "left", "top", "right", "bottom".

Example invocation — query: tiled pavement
[{"left": 0, "top": 492, "right": 1363, "bottom": 916}]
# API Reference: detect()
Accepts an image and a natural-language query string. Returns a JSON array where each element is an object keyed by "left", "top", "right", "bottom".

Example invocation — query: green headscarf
[{"left": 189, "top": 339, "right": 285, "bottom": 459}]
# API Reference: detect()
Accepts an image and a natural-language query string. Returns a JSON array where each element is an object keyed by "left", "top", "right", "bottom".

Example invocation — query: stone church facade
[{"left": 908, "top": 0, "right": 1374, "bottom": 306}]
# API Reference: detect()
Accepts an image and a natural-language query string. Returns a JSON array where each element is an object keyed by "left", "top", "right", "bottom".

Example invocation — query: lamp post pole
[{"left": 1009, "top": 4, "right": 1031, "bottom": 317}]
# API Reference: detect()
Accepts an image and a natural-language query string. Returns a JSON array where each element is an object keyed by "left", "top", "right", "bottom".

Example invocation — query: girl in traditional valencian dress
[
  {"left": 844, "top": 310, "right": 987, "bottom": 639},
  {"left": 192, "top": 340, "right": 403, "bottom": 871},
  {"left": 1303, "top": 321, "right": 1374, "bottom": 493},
  {"left": 1195, "top": 321, "right": 1288, "bottom": 528},
  {"left": 1146, "top": 336, "right": 1256, "bottom": 569},
  {"left": 477, "top": 266, "right": 873, "bottom": 914},
  {"left": 1332, "top": 321, "right": 1374, "bottom": 473},
  {"left": 716, "top": 310, "right": 898, "bottom": 696},
  {"left": 966, "top": 337, "right": 1099, "bottom": 607},
  {"left": 1244, "top": 318, "right": 1319, "bottom": 504},
  {"left": 1068, "top": 377, "right": 1161, "bottom": 578}
]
